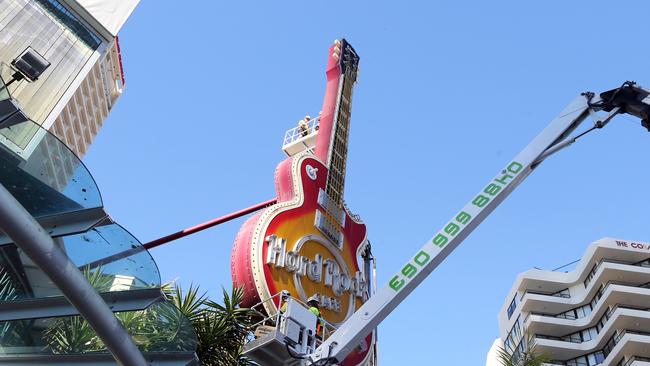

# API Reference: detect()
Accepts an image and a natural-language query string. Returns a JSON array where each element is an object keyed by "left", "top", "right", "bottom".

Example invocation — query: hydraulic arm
[{"left": 308, "top": 81, "right": 650, "bottom": 365}]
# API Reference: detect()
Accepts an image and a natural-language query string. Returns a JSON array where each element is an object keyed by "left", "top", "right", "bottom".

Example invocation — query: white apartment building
[{"left": 488, "top": 238, "right": 650, "bottom": 366}]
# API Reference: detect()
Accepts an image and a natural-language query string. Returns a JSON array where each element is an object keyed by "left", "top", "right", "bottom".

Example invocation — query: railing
[
  {"left": 535, "top": 334, "right": 566, "bottom": 342},
  {"left": 246, "top": 291, "right": 285, "bottom": 335},
  {"left": 618, "top": 356, "right": 650, "bottom": 366},
  {"left": 245, "top": 292, "right": 337, "bottom": 344},
  {"left": 520, "top": 287, "right": 571, "bottom": 301},
  {"left": 526, "top": 310, "right": 577, "bottom": 322},
  {"left": 524, "top": 280, "right": 650, "bottom": 324},
  {"left": 584, "top": 257, "right": 650, "bottom": 288},
  {"left": 606, "top": 330, "right": 650, "bottom": 358},
  {"left": 282, "top": 116, "right": 320, "bottom": 147},
  {"left": 546, "top": 330, "right": 650, "bottom": 366},
  {"left": 535, "top": 304, "right": 650, "bottom": 344}
]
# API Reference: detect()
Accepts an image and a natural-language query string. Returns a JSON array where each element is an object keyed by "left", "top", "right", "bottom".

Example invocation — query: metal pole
[
  {"left": 143, "top": 198, "right": 276, "bottom": 249},
  {"left": 82, "top": 198, "right": 276, "bottom": 275},
  {"left": 0, "top": 183, "right": 147, "bottom": 366}
]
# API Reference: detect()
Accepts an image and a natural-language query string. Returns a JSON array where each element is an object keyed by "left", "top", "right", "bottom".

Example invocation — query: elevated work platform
[
  {"left": 243, "top": 296, "right": 326, "bottom": 366},
  {"left": 282, "top": 117, "right": 319, "bottom": 156},
  {"left": 244, "top": 327, "right": 303, "bottom": 366}
]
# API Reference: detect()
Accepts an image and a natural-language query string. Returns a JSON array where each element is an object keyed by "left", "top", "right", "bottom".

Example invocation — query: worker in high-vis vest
[
  {"left": 307, "top": 295, "right": 324, "bottom": 338},
  {"left": 279, "top": 290, "right": 291, "bottom": 313}
]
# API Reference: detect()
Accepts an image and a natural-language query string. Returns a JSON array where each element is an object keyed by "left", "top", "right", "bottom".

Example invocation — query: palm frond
[
  {"left": 496, "top": 332, "right": 551, "bottom": 366},
  {"left": 171, "top": 283, "right": 207, "bottom": 323}
]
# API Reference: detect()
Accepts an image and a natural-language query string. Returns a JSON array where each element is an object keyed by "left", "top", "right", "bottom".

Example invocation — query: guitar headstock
[{"left": 331, "top": 39, "right": 360, "bottom": 82}]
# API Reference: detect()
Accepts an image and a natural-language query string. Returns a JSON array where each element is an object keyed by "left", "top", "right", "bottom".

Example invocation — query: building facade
[
  {"left": 489, "top": 238, "right": 650, "bottom": 366},
  {"left": 0, "top": 0, "right": 135, "bottom": 158},
  {"left": 48, "top": 37, "right": 124, "bottom": 157}
]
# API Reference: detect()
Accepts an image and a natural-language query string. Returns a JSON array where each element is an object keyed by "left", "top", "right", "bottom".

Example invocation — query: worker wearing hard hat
[{"left": 307, "top": 295, "right": 324, "bottom": 338}]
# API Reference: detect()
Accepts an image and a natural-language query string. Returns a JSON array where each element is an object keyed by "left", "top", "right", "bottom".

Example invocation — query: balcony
[
  {"left": 538, "top": 330, "right": 650, "bottom": 366},
  {"left": 525, "top": 280, "right": 650, "bottom": 325},
  {"left": 584, "top": 258, "right": 650, "bottom": 288},
  {"left": 521, "top": 288, "right": 571, "bottom": 301},
  {"left": 282, "top": 117, "right": 319, "bottom": 156},
  {"left": 532, "top": 309, "right": 650, "bottom": 363},
  {"left": 618, "top": 356, "right": 650, "bottom": 366}
]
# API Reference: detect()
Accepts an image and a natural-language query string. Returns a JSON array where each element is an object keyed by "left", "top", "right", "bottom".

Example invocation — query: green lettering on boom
[
  {"left": 444, "top": 222, "right": 460, "bottom": 236},
  {"left": 472, "top": 194, "right": 489, "bottom": 208},
  {"left": 432, "top": 234, "right": 448, "bottom": 247},
  {"left": 401, "top": 263, "right": 417, "bottom": 278},
  {"left": 508, "top": 161, "right": 523, "bottom": 174},
  {"left": 494, "top": 173, "right": 512, "bottom": 185},
  {"left": 456, "top": 211, "right": 471, "bottom": 224},
  {"left": 414, "top": 251, "right": 430, "bottom": 266},
  {"left": 389, "top": 162, "right": 526, "bottom": 293},
  {"left": 484, "top": 183, "right": 502, "bottom": 196},
  {"left": 389, "top": 276, "right": 405, "bottom": 291}
]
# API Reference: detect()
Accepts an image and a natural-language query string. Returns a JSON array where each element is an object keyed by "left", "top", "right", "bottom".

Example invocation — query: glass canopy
[
  {"left": 0, "top": 73, "right": 199, "bottom": 364},
  {"left": 0, "top": 301, "right": 197, "bottom": 355},
  {"left": 0, "top": 223, "right": 160, "bottom": 304}
]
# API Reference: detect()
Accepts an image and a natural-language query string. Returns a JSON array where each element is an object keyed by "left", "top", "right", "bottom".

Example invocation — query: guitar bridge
[
  {"left": 317, "top": 188, "right": 345, "bottom": 228},
  {"left": 315, "top": 210, "right": 344, "bottom": 250}
]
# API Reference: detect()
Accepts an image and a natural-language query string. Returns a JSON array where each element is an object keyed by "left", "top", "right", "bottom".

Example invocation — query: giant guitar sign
[{"left": 231, "top": 39, "right": 375, "bottom": 365}]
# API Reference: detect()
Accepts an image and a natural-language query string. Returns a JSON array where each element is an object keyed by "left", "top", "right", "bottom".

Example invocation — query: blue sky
[{"left": 84, "top": 1, "right": 650, "bottom": 364}]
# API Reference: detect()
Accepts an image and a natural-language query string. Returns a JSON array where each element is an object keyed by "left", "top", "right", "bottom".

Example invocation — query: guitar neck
[
  {"left": 325, "top": 74, "right": 354, "bottom": 206},
  {"left": 314, "top": 39, "right": 359, "bottom": 207}
]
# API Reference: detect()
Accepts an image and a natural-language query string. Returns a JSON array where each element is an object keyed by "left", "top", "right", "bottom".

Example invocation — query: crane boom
[{"left": 309, "top": 82, "right": 650, "bottom": 364}]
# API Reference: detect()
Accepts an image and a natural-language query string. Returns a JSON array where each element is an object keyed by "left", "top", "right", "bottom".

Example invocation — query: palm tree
[
  {"left": 497, "top": 333, "right": 551, "bottom": 366},
  {"left": 168, "top": 283, "right": 257, "bottom": 366},
  {"left": 42, "top": 272, "right": 256, "bottom": 365}
]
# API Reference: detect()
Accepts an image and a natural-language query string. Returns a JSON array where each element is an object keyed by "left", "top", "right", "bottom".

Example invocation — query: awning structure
[
  {"left": 68, "top": 0, "right": 140, "bottom": 37},
  {"left": 59, "top": 0, "right": 140, "bottom": 40},
  {"left": 0, "top": 75, "right": 198, "bottom": 365}
]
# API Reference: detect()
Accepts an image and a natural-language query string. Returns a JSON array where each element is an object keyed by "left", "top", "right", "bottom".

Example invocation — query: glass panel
[
  {"left": 594, "top": 352, "right": 605, "bottom": 363},
  {"left": 0, "top": 223, "right": 160, "bottom": 302},
  {"left": 0, "top": 301, "right": 197, "bottom": 355},
  {"left": 0, "top": 119, "right": 101, "bottom": 218},
  {"left": 0, "top": 71, "right": 9, "bottom": 101}
]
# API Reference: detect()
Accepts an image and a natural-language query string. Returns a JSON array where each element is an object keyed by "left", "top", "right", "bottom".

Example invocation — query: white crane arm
[{"left": 309, "top": 81, "right": 650, "bottom": 365}]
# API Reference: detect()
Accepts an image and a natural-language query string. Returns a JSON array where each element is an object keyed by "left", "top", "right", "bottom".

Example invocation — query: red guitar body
[{"left": 231, "top": 39, "right": 375, "bottom": 365}]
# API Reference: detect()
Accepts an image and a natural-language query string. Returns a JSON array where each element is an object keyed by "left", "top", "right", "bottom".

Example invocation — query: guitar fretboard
[{"left": 325, "top": 69, "right": 355, "bottom": 206}]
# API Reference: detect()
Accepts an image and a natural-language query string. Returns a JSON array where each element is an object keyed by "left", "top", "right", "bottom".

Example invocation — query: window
[
  {"left": 507, "top": 296, "right": 517, "bottom": 319},
  {"left": 503, "top": 316, "right": 521, "bottom": 353},
  {"left": 584, "top": 262, "right": 599, "bottom": 288},
  {"left": 35, "top": 0, "right": 101, "bottom": 49}
]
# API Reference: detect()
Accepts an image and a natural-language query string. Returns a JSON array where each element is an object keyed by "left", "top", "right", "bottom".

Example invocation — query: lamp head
[{"left": 11, "top": 47, "right": 50, "bottom": 82}]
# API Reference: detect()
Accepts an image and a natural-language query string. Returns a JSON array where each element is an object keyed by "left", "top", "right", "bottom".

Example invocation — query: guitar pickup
[
  {"left": 317, "top": 188, "right": 346, "bottom": 228},
  {"left": 315, "top": 210, "right": 344, "bottom": 250}
]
